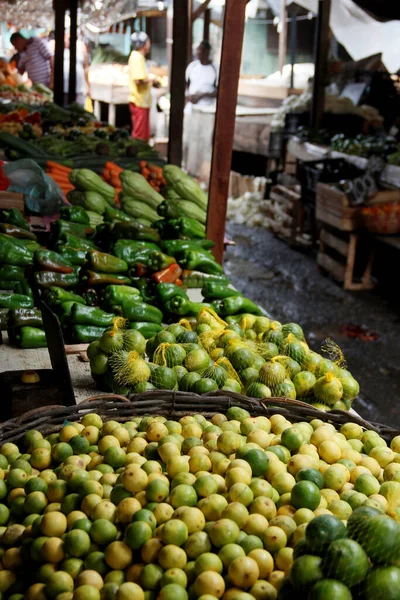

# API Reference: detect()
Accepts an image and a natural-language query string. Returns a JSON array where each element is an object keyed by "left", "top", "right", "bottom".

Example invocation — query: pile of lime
[
  {"left": 89, "top": 309, "right": 360, "bottom": 413},
  {"left": 283, "top": 509, "right": 400, "bottom": 599},
  {"left": 0, "top": 406, "right": 398, "bottom": 600}
]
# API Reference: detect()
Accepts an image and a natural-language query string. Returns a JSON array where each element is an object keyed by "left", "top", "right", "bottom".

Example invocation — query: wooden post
[
  {"left": 168, "top": 0, "right": 189, "bottom": 166},
  {"left": 53, "top": 0, "right": 67, "bottom": 106},
  {"left": 206, "top": 0, "right": 247, "bottom": 264},
  {"left": 289, "top": 7, "right": 297, "bottom": 89},
  {"left": 203, "top": 8, "right": 211, "bottom": 42},
  {"left": 188, "top": 0, "right": 193, "bottom": 64},
  {"left": 68, "top": 0, "right": 78, "bottom": 105},
  {"left": 311, "top": 0, "right": 332, "bottom": 130},
  {"left": 278, "top": 0, "right": 287, "bottom": 75}
]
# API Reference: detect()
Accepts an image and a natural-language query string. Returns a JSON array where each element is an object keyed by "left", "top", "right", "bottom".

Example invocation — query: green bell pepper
[
  {"left": 0, "top": 223, "right": 37, "bottom": 241},
  {"left": 72, "top": 325, "right": 107, "bottom": 343},
  {"left": 82, "top": 289, "right": 99, "bottom": 307},
  {"left": 165, "top": 296, "right": 209, "bottom": 317},
  {"left": 82, "top": 271, "right": 131, "bottom": 287},
  {"left": 60, "top": 205, "right": 90, "bottom": 225},
  {"left": 103, "top": 285, "right": 141, "bottom": 306},
  {"left": 14, "top": 280, "right": 33, "bottom": 297},
  {"left": 57, "top": 234, "right": 97, "bottom": 251},
  {"left": 154, "top": 217, "right": 205, "bottom": 240},
  {"left": 34, "top": 271, "right": 79, "bottom": 289},
  {"left": 2, "top": 208, "right": 30, "bottom": 231},
  {"left": 45, "top": 287, "right": 86, "bottom": 306},
  {"left": 130, "top": 277, "right": 156, "bottom": 304},
  {"left": 0, "top": 234, "right": 33, "bottom": 266},
  {"left": 122, "top": 300, "right": 163, "bottom": 324},
  {"left": 0, "top": 293, "right": 34, "bottom": 309},
  {"left": 88, "top": 250, "right": 128, "bottom": 274},
  {"left": 0, "top": 280, "right": 17, "bottom": 290},
  {"left": 201, "top": 283, "right": 242, "bottom": 301},
  {"left": 69, "top": 304, "right": 115, "bottom": 327},
  {"left": 130, "top": 321, "right": 163, "bottom": 339},
  {"left": 156, "top": 282, "right": 189, "bottom": 304},
  {"left": 15, "top": 326, "right": 46, "bottom": 348},
  {"left": 35, "top": 250, "right": 74, "bottom": 274},
  {"left": 181, "top": 270, "right": 230, "bottom": 288},
  {"left": 113, "top": 245, "right": 156, "bottom": 268},
  {"left": 162, "top": 239, "right": 214, "bottom": 257},
  {"left": 111, "top": 221, "right": 161, "bottom": 243},
  {"left": 103, "top": 205, "right": 135, "bottom": 223},
  {"left": 57, "top": 301, "right": 78, "bottom": 316},
  {"left": 215, "top": 296, "right": 263, "bottom": 317},
  {"left": 58, "top": 246, "right": 88, "bottom": 266},
  {"left": 148, "top": 251, "right": 176, "bottom": 272},
  {"left": 51, "top": 219, "right": 94, "bottom": 240},
  {"left": 0, "top": 265, "right": 25, "bottom": 282},
  {"left": 180, "top": 250, "right": 223, "bottom": 275},
  {"left": 8, "top": 308, "right": 43, "bottom": 328}
]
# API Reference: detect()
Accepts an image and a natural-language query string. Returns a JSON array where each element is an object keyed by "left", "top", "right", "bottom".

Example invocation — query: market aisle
[{"left": 224, "top": 222, "right": 400, "bottom": 427}]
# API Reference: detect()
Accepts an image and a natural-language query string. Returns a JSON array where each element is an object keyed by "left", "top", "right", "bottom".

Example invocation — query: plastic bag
[{"left": 2, "top": 159, "right": 64, "bottom": 215}]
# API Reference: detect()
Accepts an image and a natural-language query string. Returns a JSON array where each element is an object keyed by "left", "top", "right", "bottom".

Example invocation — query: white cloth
[
  {"left": 291, "top": 0, "right": 400, "bottom": 73},
  {"left": 185, "top": 59, "right": 218, "bottom": 114}
]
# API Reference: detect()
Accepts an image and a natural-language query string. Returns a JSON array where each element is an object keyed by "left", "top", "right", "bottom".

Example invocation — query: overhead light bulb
[
  {"left": 157, "top": 1, "right": 164, "bottom": 9},
  {"left": 94, "top": 1, "right": 102, "bottom": 10}
]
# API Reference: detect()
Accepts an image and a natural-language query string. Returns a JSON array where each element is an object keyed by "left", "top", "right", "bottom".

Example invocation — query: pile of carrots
[
  {"left": 139, "top": 161, "right": 166, "bottom": 192},
  {"left": 46, "top": 161, "right": 73, "bottom": 198},
  {"left": 103, "top": 161, "right": 123, "bottom": 201}
]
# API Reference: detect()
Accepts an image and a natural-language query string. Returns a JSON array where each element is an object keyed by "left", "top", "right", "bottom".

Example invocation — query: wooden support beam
[
  {"left": 206, "top": 0, "right": 247, "bottom": 264},
  {"left": 53, "top": 0, "right": 67, "bottom": 107},
  {"left": 311, "top": 0, "right": 332, "bottom": 130},
  {"left": 203, "top": 8, "right": 211, "bottom": 41},
  {"left": 192, "top": 0, "right": 212, "bottom": 22},
  {"left": 188, "top": 0, "right": 193, "bottom": 64},
  {"left": 68, "top": 0, "right": 78, "bottom": 105},
  {"left": 168, "top": 0, "right": 189, "bottom": 166},
  {"left": 278, "top": 0, "right": 287, "bottom": 74},
  {"left": 289, "top": 5, "right": 299, "bottom": 89}
]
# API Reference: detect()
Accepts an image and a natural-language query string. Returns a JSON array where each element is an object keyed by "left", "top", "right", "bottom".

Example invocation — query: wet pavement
[{"left": 224, "top": 222, "right": 400, "bottom": 428}]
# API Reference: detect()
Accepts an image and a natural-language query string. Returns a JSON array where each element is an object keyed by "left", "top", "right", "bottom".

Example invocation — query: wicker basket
[
  {"left": 0, "top": 391, "right": 398, "bottom": 445},
  {"left": 362, "top": 205, "right": 400, "bottom": 234}
]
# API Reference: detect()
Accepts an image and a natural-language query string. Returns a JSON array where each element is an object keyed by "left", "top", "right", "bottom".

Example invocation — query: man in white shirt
[{"left": 185, "top": 41, "right": 218, "bottom": 114}]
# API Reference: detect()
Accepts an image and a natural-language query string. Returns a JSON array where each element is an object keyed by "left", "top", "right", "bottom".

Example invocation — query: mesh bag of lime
[
  {"left": 88, "top": 308, "right": 360, "bottom": 410},
  {"left": 0, "top": 404, "right": 399, "bottom": 599}
]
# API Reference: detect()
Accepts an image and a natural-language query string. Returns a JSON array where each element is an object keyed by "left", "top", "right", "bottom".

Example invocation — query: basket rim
[{"left": 0, "top": 390, "right": 398, "bottom": 445}]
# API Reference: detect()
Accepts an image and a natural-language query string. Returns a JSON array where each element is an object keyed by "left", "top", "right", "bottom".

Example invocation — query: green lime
[
  {"left": 291, "top": 481, "right": 321, "bottom": 511},
  {"left": 69, "top": 435, "right": 90, "bottom": 454},
  {"left": 243, "top": 449, "right": 269, "bottom": 477},
  {"left": 322, "top": 539, "right": 369, "bottom": 587},
  {"left": 72, "top": 518, "right": 92, "bottom": 533},
  {"left": 309, "top": 580, "right": 352, "bottom": 600},
  {"left": 64, "top": 529, "right": 91, "bottom": 557},
  {"left": 306, "top": 515, "right": 346, "bottom": 553},
  {"left": 365, "top": 567, "right": 400, "bottom": 600},
  {"left": 90, "top": 519, "right": 118, "bottom": 545},
  {"left": 125, "top": 521, "right": 153, "bottom": 550},
  {"left": 192, "top": 378, "right": 219, "bottom": 394},
  {"left": 296, "top": 468, "right": 324, "bottom": 489},
  {"left": 290, "top": 555, "right": 323, "bottom": 589}
]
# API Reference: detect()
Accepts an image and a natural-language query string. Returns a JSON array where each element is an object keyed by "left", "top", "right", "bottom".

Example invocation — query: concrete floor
[{"left": 224, "top": 222, "right": 400, "bottom": 429}]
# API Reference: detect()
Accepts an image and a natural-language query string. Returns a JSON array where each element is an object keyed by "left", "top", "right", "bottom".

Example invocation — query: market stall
[{"left": 0, "top": 2, "right": 398, "bottom": 599}]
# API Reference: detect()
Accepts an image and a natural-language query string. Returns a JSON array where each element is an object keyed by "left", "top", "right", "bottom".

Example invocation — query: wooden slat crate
[
  {"left": 0, "top": 191, "right": 24, "bottom": 212},
  {"left": 316, "top": 183, "right": 362, "bottom": 231},
  {"left": 267, "top": 184, "right": 311, "bottom": 247},
  {"left": 317, "top": 226, "right": 375, "bottom": 291}
]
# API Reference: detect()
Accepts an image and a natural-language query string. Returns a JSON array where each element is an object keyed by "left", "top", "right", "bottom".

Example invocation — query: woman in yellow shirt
[{"left": 128, "top": 32, "right": 154, "bottom": 141}]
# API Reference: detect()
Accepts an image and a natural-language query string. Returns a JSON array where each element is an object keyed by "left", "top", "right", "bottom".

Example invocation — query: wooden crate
[
  {"left": 268, "top": 184, "right": 310, "bottom": 247},
  {"left": 0, "top": 191, "right": 24, "bottom": 213},
  {"left": 316, "top": 183, "right": 362, "bottom": 231},
  {"left": 317, "top": 226, "right": 375, "bottom": 291}
]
